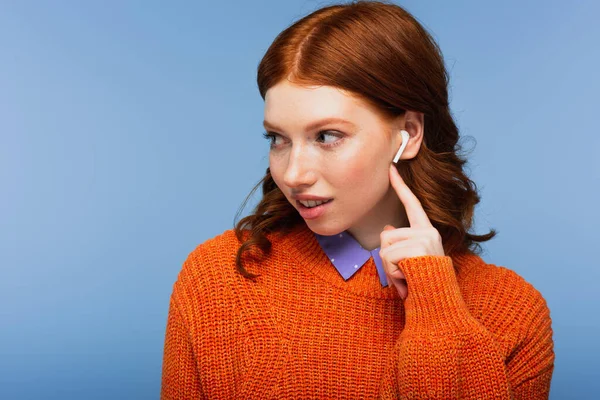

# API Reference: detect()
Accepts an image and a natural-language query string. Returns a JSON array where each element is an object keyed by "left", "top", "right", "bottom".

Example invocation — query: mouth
[
  {"left": 296, "top": 199, "right": 333, "bottom": 208},
  {"left": 296, "top": 199, "right": 333, "bottom": 220}
]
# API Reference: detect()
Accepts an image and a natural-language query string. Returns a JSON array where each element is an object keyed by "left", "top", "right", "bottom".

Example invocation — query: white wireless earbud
[{"left": 392, "top": 130, "right": 410, "bottom": 164}]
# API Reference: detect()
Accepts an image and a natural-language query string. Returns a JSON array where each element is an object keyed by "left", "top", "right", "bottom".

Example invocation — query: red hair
[{"left": 233, "top": 0, "right": 496, "bottom": 279}]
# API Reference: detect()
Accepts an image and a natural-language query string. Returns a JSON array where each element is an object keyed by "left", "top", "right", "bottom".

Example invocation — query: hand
[{"left": 380, "top": 164, "right": 446, "bottom": 299}]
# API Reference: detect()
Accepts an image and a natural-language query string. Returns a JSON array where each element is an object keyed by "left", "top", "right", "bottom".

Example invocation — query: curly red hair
[{"left": 233, "top": 0, "right": 496, "bottom": 279}]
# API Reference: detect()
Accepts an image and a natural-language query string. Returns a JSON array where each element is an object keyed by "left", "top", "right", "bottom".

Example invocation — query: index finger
[{"left": 389, "top": 164, "right": 432, "bottom": 228}]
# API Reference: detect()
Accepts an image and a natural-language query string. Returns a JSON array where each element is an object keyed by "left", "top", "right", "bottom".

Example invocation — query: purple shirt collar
[{"left": 314, "top": 231, "right": 389, "bottom": 287}]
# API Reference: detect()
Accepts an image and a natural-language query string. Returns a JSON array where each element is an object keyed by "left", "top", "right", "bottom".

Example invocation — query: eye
[
  {"left": 261, "top": 130, "right": 343, "bottom": 149},
  {"left": 317, "top": 131, "right": 343, "bottom": 147},
  {"left": 262, "top": 131, "right": 282, "bottom": 148}
]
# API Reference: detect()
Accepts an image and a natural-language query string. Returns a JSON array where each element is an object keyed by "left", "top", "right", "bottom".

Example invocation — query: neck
[{"left": 347, "top": 187, "right": 409, "bottom": 251}]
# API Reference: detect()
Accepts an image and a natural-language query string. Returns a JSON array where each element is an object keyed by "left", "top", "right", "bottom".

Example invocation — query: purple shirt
[{"left": 314, "top": 231, "right": 389, "bottom": 287}]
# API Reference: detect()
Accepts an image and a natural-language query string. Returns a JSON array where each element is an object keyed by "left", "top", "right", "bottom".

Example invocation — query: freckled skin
[{"left": 264, "top": 80, "right": 423, "bottom": 250}]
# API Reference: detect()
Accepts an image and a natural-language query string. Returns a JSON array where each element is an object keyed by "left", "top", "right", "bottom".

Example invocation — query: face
[{"left": 263, "top": 80, "right": 406, "bottom": 239}]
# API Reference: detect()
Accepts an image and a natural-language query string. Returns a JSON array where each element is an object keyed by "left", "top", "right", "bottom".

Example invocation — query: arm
[
  {"left": 506, "top": 283, "right": 555, "bottom": 398},
  {"left": 160, "top": 295, "right": 206, "bottom": 400},
  {"left": 378, "top": 256, "right": 554, "bottom": 399}
]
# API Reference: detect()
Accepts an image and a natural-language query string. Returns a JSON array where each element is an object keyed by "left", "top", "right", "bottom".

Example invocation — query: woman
[{"left": 161, "top": 1, "right": 555, "bottom": 398}]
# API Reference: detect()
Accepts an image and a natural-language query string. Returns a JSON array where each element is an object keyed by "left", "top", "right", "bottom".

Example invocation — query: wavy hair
[{"left": 233, "top": 0, "right": 496, "bottom": 279}]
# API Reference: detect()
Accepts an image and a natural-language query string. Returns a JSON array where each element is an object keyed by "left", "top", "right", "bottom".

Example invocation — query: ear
[{"left": 392, "top": 110, "right": 425, "bottom": 161}]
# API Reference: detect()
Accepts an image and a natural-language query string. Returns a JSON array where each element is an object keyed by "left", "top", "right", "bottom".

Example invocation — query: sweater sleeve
[
  {"left": 160, "top": 295, "right": 206, "bottom": 400},
  {"left": 377, "top": 255, "right": 554, "bottom": 399}
]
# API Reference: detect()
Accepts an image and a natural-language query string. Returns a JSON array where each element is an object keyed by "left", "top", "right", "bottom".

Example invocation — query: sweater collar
[
  {"left": 275, "top": 221, "right": 481, "bottom": 299},
  {"left": 314, "top": 231, "right": 389, "bottom": 287}
]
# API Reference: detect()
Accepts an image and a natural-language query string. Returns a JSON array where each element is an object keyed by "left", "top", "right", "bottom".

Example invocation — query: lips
[
  {"left": 296, "top": 198, "right": 333, "bottom": 219},
  {"left": 293, "top": 195, "right": 332, "bottom": 201},
  {"left": 298, "top": 199, "right": 333, "bottom": 208}
]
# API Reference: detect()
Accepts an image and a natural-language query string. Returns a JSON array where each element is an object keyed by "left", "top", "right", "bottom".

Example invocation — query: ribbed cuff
[{"left": 399, "top": 255, "right": 479, "bottom": 334}]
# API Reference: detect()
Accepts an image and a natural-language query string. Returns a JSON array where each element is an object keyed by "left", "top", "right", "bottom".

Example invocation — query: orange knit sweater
[{"left": 161, "top": 223, "right": 554, "bottom": 399}]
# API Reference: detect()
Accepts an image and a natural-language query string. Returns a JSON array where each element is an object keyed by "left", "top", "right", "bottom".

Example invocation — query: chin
[{"left": 304, "top": 220, "right": 349, "bottom": 237}]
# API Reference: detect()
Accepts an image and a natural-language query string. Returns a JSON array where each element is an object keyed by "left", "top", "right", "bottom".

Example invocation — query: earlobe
[{"left": 392, "top": 130, "right": 410, "bottom": 164}]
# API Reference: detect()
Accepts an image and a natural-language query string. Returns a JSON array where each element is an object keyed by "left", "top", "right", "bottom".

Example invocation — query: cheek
[
  {"left": 268, "top": 157, "right": 285, "bottom": 191},
  {"left": 331, "top": 151, "right": 386, "bottom": 193}
]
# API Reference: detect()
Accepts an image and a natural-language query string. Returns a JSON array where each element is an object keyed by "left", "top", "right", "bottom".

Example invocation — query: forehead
[{"left": 264, "top": 81, "right": 366, "bottom": 121}]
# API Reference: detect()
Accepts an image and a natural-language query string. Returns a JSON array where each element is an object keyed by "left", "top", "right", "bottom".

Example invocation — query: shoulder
[
  {"left": 188, "top": 228, "right": 242, "bottom": 263},
  {"left": 180, "top": 228, "right": 245, "bottom": 281},
  {"left": 457, "top": 254, "right": 552, "bottom": 335},
  {"left": 170, "top": 228, "right": 248, "bottom": 309}
]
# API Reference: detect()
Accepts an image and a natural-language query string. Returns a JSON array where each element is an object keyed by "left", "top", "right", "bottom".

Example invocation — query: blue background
[{"left": 1, "top": 0, "right": 598, "bottom": 398}]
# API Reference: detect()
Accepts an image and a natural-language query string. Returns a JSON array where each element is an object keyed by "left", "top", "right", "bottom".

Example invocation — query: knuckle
[
  {"left": 380, "top": 230, "right": 387, "bottom": 242},
  {"left": 429, "top": 228, "right": 441, "bottom": 241}
]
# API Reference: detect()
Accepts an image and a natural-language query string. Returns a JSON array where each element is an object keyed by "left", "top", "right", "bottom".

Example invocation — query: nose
[{"left": 282, "top": 144, "right": 317, "bottom": 188}]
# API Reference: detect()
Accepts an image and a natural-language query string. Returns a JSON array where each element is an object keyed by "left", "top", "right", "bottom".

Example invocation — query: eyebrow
[{"left": 262, "top": 117, "right": 356, "bottom": 132}]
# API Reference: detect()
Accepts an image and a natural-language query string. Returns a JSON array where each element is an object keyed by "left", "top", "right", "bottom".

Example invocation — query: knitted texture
[{"left": 161, "top": 223, "right": 554, "bottom": 399}]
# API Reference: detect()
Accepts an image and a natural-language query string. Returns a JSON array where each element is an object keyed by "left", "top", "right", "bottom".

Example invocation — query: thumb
[{"left": 383, "top": 224, "right": 395, "bottom": 231}]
